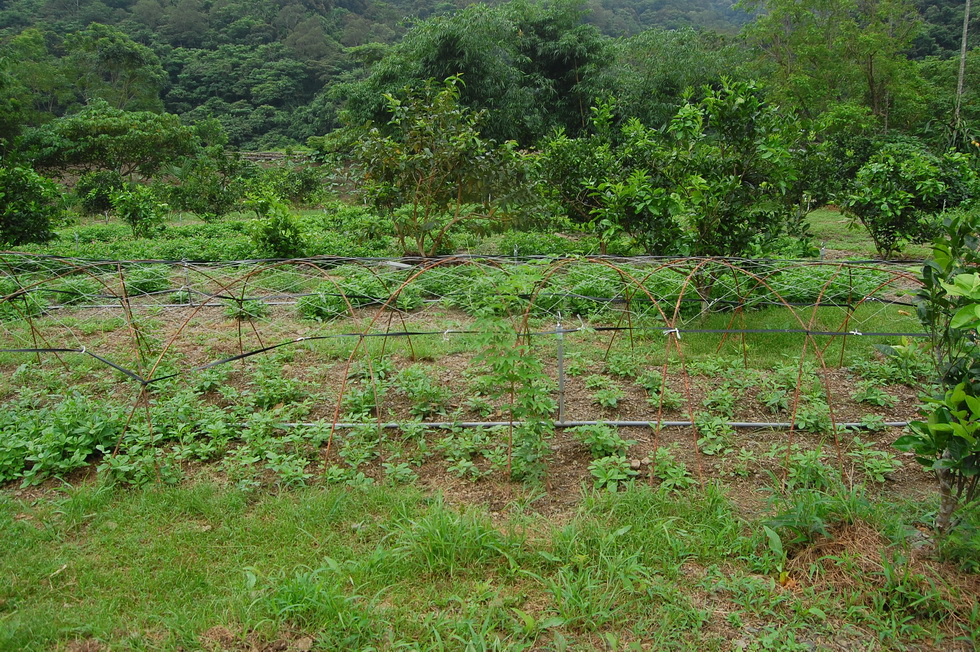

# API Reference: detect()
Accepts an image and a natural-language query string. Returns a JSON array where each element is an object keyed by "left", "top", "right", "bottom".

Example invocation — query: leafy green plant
[
  {"left": 897, "top": 383, "right": 980, "bottom": 532},
  {"left": 842, "top": 142, "right": 971, "bottom": 258},
  {"left": 111, "top": 184, "right": 166, "bottom": 238},
  {"left": 75, "top": 169, "right": 124, "bottom": 215},
  {"left": 702, "top": 387, "right": 737, "bottom": 419},
  {"left": 570, "top": 423, "right": 635, "bottom": 459},
  {"left": 851, "top": 342, "right": 932, "bottom": 386},
  {"left": 350, "top": 76, "right": 530, "bottom": 256},
  {"left": 646, "top": 387, "right": 684, "bottom": 412},
  {"left": 793, "top": 400, "right": 832, "bottom": 433},
  {"left": 0, "top": 393, "right": 125, "bottom": 485},
  {"left": 249, "top": 364, "right": 305, "bottom": 409},
  {"left": 124, "top": 265, "right": 170, "bottom": 295},
  {"left": 584, "top": 374, "right": 611, "bottom": 390},
  {"left": 847, "top": 437, "right": 901, "bottom": 483},
  {"left": 902, "top": 211, "right": 980, "bottom": 533},
  {"left": 0, "top": 165, "right": 59, "bottom": 245},
  {"left": 299, "top": 265, "right": 422, "bottom": 321},
  {"left": 759, "top": 385, "right": 790, "bottom": 414},
  {"left": 605, "top": 352, "right": 641, "bottom": 378},
  {"left": 473, "top": 319, "right": 556, "bottom": 482},
  {"left": 48, "top": 276, "right": 100, "bottom": 305},
  {"left": 393, "top": 365, "right": 451, "bottom": 418},
  {"left": 342, "top": 384, "right": 386, "bottom": 420},
  {"left": 382, "top": 461, "right": 418, "bottom": 485},
  {"left": 246, "top": 189, "right": 305, "bottom": 259},
  {"left": 0, "top": 280, "right": 47, "bottom": 320},
  {"left": 721, "top": 447, "right": 758, "bottom": 478},
  {"left": 223, "top": 298, "right": 268, "bottom": 321},
  {"left": 592, "top": 386, "right": 625, "bottom": 409},
  {"left": 851, "top": 381, "right": 896, "bottom": 407},
  {"left": 785, "top": 448, "right": 839, "bottom": 491},
  {"left": 860, "top": 413, "right": 888, "bottom": 432},
  {"left": 694, "top": 415, "right": 734, "bottom": 456},
  {"left": 652, "top": 446, "right": 696, "bottom": 492},
  {"left": 588, "top": 455, "right": 637, "bottom": 491}
]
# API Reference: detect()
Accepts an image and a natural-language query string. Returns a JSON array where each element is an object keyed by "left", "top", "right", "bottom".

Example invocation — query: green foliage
[
  {"left": 571, "top": 423, "right": 635, "bottom": 459},
  {"left": 392, "top": 365, "right": 452, "bottom": 418},
  {"left": 473, "top": 319, "right": 556, "bottom": 481},
  {"left": 588, "top": 455, "right": 638, "bottom": 491},
  {"left": 48, "top": 276, "right": 99, "bottom": 306},
  {"left": 75, "top": 170, "right": 124, "bottom": 215},
  {"left": 851, "top": 381, "right": 897, "bottom": 407},
  {"left": 842, "top": 141, "right": 974, "bottom": 258},
  {"left": 247, "top": 565, "right": 376, "bottom": 645},
  {"left": 246, "top": 190, "right": 305, "bottom": 259},
  {"left": 124, "top": 265, "right": 171, "bottom": 295},
  {"left": 661, "top": 79, "right": 802, "bottom": 257},
  {"left": 652, "top": 446, "right": 697, "bottom": 492},
  {"left": 847, "top": 436, "right": 902, "bottom": 483},
  {"left": 0, "top": 165, "right": 59, "bottom": 246},
  {"left": 27, "top": 100, "right": 198, "bottom": 177},
  {"left": 741, "top": 0, "right": 922, "bottom": 128},
  {"left": 903, "top": 211, "right": 980, "bottom": 532},
  {"left": 694, "top": 415, "right": 735, "bottom": 456},
  {"left": 898, "top": 383, "right": 980, "bottom": 532},
  {"left": 337, "top": 1, "right": 608, "bottom": 145},
  {"left": 349, "top": 76, "right": 532, "bottom": 256},
  {"left": 256, "top": 162, "right": 323, "bottom": 206},
  {"left": 167, "top": 146, "right": 250, "bottom": 221},
  {"left": 223, "top": 298, "right": 268, "bottom": 321},
  {"left": 917, "top": 210, "right": 980, "bottom": 391},
  {"left": 0, "top": 393, "right": 125, "bottom": 485},
  {"left": 299, "top": 265, "right": 422, "bottom": 321},
  {"left": 63, "top": 23, "right": 166, "bottom": 112},
  {"left": 111, "top": 184, "right": 166, "bottom": 238}
]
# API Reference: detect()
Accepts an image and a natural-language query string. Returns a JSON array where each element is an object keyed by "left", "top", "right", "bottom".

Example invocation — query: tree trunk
[
  {"left": 935, "top": 467, "right": 957, "bottom": 534},
  {"left": 956, "top": 0, "right": 972, "bottom": 127}
]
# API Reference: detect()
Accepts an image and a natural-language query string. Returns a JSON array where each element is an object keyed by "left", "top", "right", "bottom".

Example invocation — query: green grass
[
  {"left": 806, "top": 208, "right": 931, "bottom": 260},
  {"left": 1, "top": 480, "right": 976, "bottom": 650}
]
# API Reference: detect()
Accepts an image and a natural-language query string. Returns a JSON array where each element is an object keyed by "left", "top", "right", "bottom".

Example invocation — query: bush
[
  {"left": 256, "top": 162, "right": 323, "bottom": 206},
  {"left": 246, "top": 189, "right": 305, "bottom": 259},
  {"left": 299, "top": 265, "right": 422, "bottom": 320},
  {"left": 75, "top": 170, "right": 124, "bottom": 215},
  {"left": 169, "top": 150, "right": 251, "bottom": 221},
  {"left": 842, "top": 140, "right": 978, "bottom": 258},
  {"left": 111, "top": 185, "right": 166, "bottom": 238},
  {"left": 0, "top": 165, "right": 60, "bottom": 245},
  {"left": 124, "top": 265, "right": 171, "bottom": 295}
]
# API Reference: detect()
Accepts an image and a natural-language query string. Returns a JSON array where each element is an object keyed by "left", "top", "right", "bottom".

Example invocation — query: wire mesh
[{"left": 0, "top": 252, "right": 927, "bottom": 483}]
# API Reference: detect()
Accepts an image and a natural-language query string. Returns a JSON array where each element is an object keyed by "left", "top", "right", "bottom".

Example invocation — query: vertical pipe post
[{"left": 556, "top": 314, "right": 565, "bottom": 425}]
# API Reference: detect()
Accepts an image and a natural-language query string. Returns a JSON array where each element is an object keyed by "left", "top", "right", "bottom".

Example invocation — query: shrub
[
  {"left": 111, "top": 184, "right": 166, "bottom": 238},
  {"left": 842, "top": 141, "right": 977, "bottom": 258},
  {"left": 75, "top": 170, "right": 124, "bottom": 215},
  {"left": 124, "top": 265, "right": 171, "bottom": 295},
  {"left": 0, "top": 165, "right": 59, "bottom": 245}
]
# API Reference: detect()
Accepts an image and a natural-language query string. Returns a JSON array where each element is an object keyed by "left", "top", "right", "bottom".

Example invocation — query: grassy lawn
[
  {"left": 2, "top": 479, "right": 978, "bottom": 651},
  {"left": 806, "top": 208, "right": 931, "bottom": 260}
]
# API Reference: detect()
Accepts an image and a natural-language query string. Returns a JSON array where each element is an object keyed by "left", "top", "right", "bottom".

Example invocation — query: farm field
[
  {"left": 2, "top": 232, "right": 979, "bottom": 651},
  {"left": 4, "top": 0, "right": 980, "bottom": 645}
]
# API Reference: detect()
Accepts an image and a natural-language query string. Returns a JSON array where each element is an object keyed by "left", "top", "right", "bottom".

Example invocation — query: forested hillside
[{"left": 0, "top": 0, "right": 748, "bottom": 147}]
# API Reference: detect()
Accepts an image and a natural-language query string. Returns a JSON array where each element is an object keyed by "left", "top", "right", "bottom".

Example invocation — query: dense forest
[
  {"left": 2, "top": 0, "right": 980, "bottom": 261},
  {"left": 0, "top": 0, "right": 750, "bottom": 146},
  {"left": 0, "top": 0, "right": 975, "bottom": 147}
]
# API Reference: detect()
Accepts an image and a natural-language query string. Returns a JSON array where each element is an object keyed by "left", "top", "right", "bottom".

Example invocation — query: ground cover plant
[{"left": 1, "top": 249, "right": 979, "bottom": 648}]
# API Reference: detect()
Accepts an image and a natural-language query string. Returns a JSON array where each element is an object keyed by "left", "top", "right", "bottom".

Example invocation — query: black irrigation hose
[{"left": 279, "top": 419, "right": 912, "bottom": 430}]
